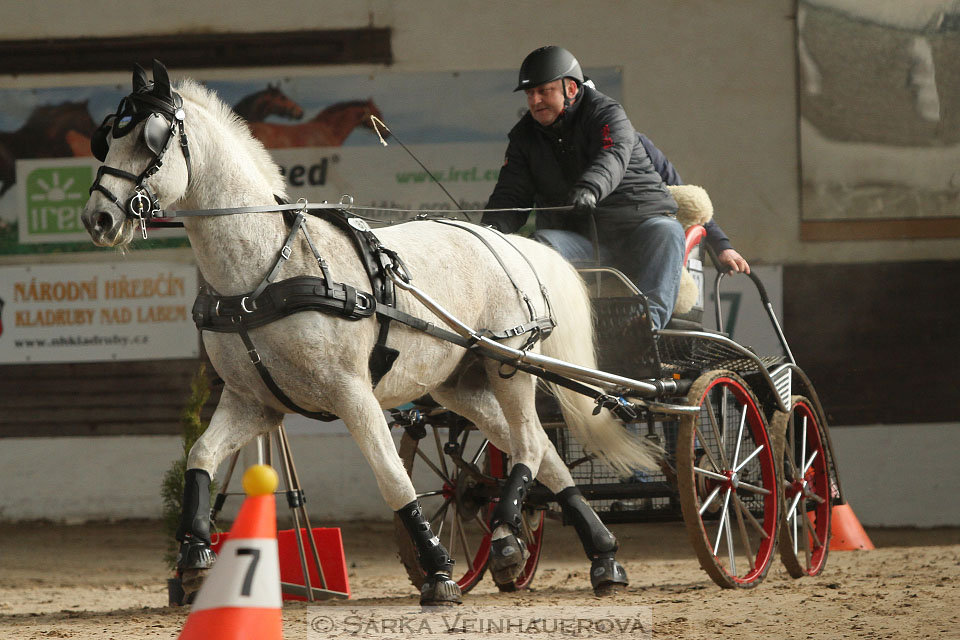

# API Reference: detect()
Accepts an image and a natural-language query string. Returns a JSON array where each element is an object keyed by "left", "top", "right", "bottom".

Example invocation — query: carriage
[
  {"left": 82, "top": 60, "right": 843, "bottom": 604},
  {"left": 388, "top": 232, "right": 843, "bottom": 591}
]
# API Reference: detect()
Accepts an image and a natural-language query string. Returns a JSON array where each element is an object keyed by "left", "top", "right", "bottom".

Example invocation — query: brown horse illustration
[
  {"left": 232, "top": 84, "right": 304, "bottom": 122},
  {"left": 0, "top": 100, "right": 98, "bottom": 195},
  {"left": 247, "top": 98, "right": 383, "bottom": 148}
]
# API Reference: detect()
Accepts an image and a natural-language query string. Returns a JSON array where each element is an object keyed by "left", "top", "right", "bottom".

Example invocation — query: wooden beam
[
  {"left": 0, "top": 29, "right": 392, "bottom": 74},
  {"left": 801, "top": 217, "right": 960, "bottom": 242}
]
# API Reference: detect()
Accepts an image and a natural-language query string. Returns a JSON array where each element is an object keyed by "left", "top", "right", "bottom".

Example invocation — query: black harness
[{"left": 190, "top": 202, "right": 556, "bottom": 420}]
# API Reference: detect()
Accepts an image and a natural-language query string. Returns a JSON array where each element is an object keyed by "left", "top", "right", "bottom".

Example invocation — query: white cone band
[{"left": 191, "top": 538, "right": 282, "bottom": 611}]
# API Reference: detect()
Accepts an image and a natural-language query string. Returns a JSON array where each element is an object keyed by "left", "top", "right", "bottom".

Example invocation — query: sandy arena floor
[{"left": 0, "top": 519, "right": 958, "bottom": 639}]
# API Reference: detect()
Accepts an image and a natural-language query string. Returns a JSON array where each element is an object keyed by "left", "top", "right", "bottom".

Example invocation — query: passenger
[{"left": 483, "top": 46, "right": 749, "bottom": 329}]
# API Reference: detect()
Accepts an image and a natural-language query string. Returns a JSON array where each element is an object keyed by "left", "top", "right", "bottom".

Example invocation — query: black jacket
[{"left": 483, "top": 85, "right": 677, "bottom": 237}]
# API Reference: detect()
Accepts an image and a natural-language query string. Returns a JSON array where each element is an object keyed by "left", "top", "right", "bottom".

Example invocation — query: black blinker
[{"left": 143, "top": 113, "right": 172, "bottom": 156}]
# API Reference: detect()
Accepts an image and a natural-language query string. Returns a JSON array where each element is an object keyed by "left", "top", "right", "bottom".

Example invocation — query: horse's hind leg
[
  {"left": 176, "top": 387, "right": 283, "bottom": 593},
  {"left": 333, "top": 385, "right": 461, "bottom": 606},
  {"left": 433, "top": 365, "right": 629, "bottom": 595}
]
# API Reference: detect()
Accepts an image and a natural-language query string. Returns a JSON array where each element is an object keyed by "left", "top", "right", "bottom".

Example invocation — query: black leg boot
[
  {"left": 396, "top": 500, "right": 462, "bottom": 605},
  {"left": 488, "top": 463, "right": 534, "bottom": 586},
  {"left": 557, "top": 486, "right": 629, "bottom": 595},
  {"left": 175, "top": 468, "right": 216, "bottom": 595}
]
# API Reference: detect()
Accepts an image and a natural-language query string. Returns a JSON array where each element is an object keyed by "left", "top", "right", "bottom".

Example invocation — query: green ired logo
[{"left": 26, "top": 166, "right": 92, "bottom": 235}]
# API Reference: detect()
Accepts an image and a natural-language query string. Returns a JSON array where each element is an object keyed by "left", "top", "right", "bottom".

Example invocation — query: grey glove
[{"left": 570, "top": 187, "right": 597, "bottom": 212}]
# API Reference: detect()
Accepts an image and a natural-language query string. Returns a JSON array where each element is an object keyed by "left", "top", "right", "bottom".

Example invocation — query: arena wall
[{"left": 0, "top": 1, "right": 956, "bottom": 526}]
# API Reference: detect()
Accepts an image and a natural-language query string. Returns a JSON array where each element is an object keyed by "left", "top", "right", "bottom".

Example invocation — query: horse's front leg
[
  {"left": 176, "top": 386, "right": 283, "bottom": 593},
  {"left": 334, "top": 385, "right": 462, "bottom": 606}
]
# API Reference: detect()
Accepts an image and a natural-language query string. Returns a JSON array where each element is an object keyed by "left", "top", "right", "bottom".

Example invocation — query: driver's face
[{"left": 525, "top": 79, "right": 576, "bottom": 126}]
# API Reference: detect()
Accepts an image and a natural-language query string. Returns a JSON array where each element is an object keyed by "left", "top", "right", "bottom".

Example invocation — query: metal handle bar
[{"left": 704, "top": 244, "right": 796, "bottom": 365}]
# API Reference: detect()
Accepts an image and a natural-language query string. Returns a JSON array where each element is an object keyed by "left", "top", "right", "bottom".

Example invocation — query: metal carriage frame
[{"left": 389, "top": 233, "right": 844, "bottom": 591}]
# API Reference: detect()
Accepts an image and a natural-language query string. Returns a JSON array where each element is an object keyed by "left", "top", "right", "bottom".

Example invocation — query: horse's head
[
  {"left": 360, "top": 99, "right": 383, "bottom": 131},
  {"left": 234, "top": 85, "right": 304, "bottom": 122},
  {"left": 262, "top": 86, "right": 304, "bottom": 121},
  {"left": 28, "top": 100, "right": 98, "bottom": 139},
  {"left": 82, "top": 60, "right": 192, "bottom": 247}
]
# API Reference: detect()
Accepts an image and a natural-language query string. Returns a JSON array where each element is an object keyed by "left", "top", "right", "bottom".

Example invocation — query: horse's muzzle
[{"left": 81, "top": 207, "right": 124, "bottom": 247}]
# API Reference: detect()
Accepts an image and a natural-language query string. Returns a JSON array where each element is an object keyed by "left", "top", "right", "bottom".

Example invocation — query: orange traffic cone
[
  {"left": 178, "top": 464, "right": 284, "bottom": 640},
  {"left": 830, "top": 503, "right": 875, "bottom": 550}
]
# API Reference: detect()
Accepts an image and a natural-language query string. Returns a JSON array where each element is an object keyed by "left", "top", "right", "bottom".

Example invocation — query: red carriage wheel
[
  {"left": 393, "top": 426, "right": 544, "bottom": 593},
  {"left": 771, "top": 396, "right": 832, "bottom": 577},
  {"left": 677, "top": 370, "right": 781, "bottom": 588}
]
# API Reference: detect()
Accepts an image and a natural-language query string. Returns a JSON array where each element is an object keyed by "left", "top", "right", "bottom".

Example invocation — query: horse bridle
[{"left": 89, "top": 89, "right": 193, "bottom": 239}]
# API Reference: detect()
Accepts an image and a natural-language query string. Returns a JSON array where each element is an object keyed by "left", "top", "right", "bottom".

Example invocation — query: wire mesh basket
[{"left": 546, "top": 421, "right": 681, "bottom": 521}]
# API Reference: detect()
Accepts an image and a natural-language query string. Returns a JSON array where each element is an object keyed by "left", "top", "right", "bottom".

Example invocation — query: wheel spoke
[
  {"left": 694, "top": 425, "right": 722, "bottom": 471},
  {"left": 448, "top": 505, "right": 458, "bottom": 558},
  {"left": 713, "top": 488, "right": 732, "bottom": 556},
  {"left": 429, "top": 497, "right": 452, "bottom": 532},
  {"left": 733, "top": 490, "right": 755, "bottom": 571},
  {"left": 732, "top": 405, "right": 747, "bottom": 468},
  {"left": 723, "top": 491, "right": 737, "bottom": 574},
  {"left": 803, "top": 505, "right": 824, "bottom": 549},
  {"left": 705, "top": 396, "right": 730, "bottom": 468},
  {"left": 457, "top": 514, "right": 475, "bottom": 565},
  {"left": 734, "top": 443, "right": 764, "bottom": 473},
  {"left": 415, "top": 447, "right": 451, "bottom": 484},
  {"left": 800, "top": 415, "right": 808, "bottom": 478},
  {"left": 699, "top": 485, "right": 723, "bottom": 516},
  {"left": 792, "top": 502, "right": 799, "bottom": 555},
  {"left": 733, "top": 492, "right": 768, "bottom": 539},
  {"left": 433, "top": 426, "right": 450, "bottom": 479},
  {"left": 737, "top": 480, "right": 772, "bottom": 496},
  {"left": 802, "top": 449, "right": 819, "bottom": 476},
  {"left": 416, "top": 489, "right": 446, "bottom": 499},
  {"left": 799, "top": 498, "right": 812, "bottom": 568},
  {"left": 470, "top": 439, "right": 489, "bottom": 466},
  {"left": 786, "top": 491, "right": 803, "bottom": 521},
  {"left": 473, "top": 513, "right": 491, "bottom": 535},
  {"left": 785, "top": 412, "right": 799, "bottom": 476},
  {"left": 695, "top": 466, "right": 729, "bottom": 483}
]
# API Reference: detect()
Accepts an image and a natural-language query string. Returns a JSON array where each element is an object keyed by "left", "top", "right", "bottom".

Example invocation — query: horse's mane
[{"left": 175, "top": 79, "right": 287, "bottom": 196}]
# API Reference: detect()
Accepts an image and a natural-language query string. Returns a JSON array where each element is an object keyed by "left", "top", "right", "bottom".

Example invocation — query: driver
[{"left": 482, "top": 46, "right": 747, "bottom": 330}]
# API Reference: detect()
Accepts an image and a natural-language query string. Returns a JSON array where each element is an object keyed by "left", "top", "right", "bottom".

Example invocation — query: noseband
[{"left": 89, "top": 90, "right": 193, "bottom": 239}]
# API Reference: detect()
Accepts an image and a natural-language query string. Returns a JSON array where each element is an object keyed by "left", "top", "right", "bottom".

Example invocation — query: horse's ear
[
  {"left": 132, "top": 63, "right": 149, "bottom": 92},
  {"left": 151, "top": 59, "right": 172, "bottom": 99}
]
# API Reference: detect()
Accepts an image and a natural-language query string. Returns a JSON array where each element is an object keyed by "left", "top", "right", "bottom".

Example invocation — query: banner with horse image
[{"left": 0, "top": 68, "right": 621, "bottom": 253}]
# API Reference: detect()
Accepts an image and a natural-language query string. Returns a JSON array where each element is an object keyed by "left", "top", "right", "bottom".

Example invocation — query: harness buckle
[
  {"left": 355, "top": 293, "right": 373, "bottom": 312},
  {"left": 240, "top": 296, "right": 257, "bottom": 313},
  {"left": 247, "top": 347, "right": 262, "bottom": 365},
  {"left": 509, "top": 324, "right": 526, "bottom": 337},
  {"left": 280, "top": 245, "right": 292, "bottom": 260}
]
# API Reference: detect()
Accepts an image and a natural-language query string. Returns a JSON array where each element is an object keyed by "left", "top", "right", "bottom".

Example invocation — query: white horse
[{"left": 81, "top": 61, "right": 659, "bottom": 604}]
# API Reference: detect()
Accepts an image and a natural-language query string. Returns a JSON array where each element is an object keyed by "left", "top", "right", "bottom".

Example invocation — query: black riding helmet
[{"left": 514, "top": 46, "right": 584, "bottom": 92}]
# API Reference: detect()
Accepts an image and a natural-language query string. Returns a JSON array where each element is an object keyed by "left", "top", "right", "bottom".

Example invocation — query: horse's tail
[{"left": 535, "top": 248, "right": 662, "bottom": 474}]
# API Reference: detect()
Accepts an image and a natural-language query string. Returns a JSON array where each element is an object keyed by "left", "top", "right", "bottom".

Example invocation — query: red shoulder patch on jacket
[{"left": 601, "top": 124, "right": 614, "bottom": 149}]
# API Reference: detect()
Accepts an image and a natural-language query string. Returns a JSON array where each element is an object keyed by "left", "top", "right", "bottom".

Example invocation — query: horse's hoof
[
  {"left": 176, "top": 536, "right": 216, "bottom": 594},
  {"left": 420, "top": 573, "right": 462, "bottom": 606},
  {"left": 179, "top": 568, "right": 209, "bottom": 596},
  {"left": 489, "top": 534, "right": 529, "bottom": 586},
  {"left": 591, "top": 557, "right": 629, "bottom": 596}
]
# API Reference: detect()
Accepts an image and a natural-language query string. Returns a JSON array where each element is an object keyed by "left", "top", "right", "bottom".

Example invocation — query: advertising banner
[
  {"left": 0, "top": 68, "right": 622, "bottom": 251},
  {"left": 0, "top": 262, "right": 198, "bottom": 363}
]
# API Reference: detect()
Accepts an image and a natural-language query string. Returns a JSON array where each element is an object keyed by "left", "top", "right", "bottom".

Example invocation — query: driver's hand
[
  {"left": 717, "top": 248, "right": 750, "bottom": 274},
  {"left": 570, "top": 187, "right": 597, "bottom": 212}
]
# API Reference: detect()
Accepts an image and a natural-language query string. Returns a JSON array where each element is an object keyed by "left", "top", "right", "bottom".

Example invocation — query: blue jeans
[{"left": 532, "top": 214, "right": 684, "bottom": 330}]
